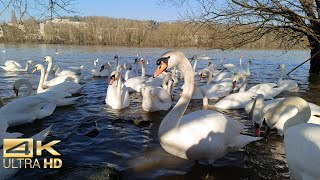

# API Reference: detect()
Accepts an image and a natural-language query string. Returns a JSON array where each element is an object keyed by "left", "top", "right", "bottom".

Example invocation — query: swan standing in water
[
  {"left": 33, "top": 64, "right": 84, "bottom": 94},
  {"left": 13, "top": 79, "right": 83, "bottom": 107},
  {"left": 153, "top": 50, "right": 262, "bottom": 163},
  {"left": 141, "top": 73, "right": 174, "bottom": 112},
  {"left": 0, "top": 60, "right": 34, "bottom": 72},
  {"left": 105, "top": 71, "right": 130, "bottom": 109},
  {"left": 260, "top": 97, "right": 320, "bottom": 179}
]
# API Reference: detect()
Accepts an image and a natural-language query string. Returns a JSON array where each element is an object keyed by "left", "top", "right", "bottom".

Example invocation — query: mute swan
[
  {"left": 153, "top": 50, "right": 262, "bottom": 163},
  {"left": 105, "top": 71, "right": 130, "bottom": 109},
  {"left": 13, "top": 79, "right": 82, "bottom": 107},
  {"left": 124, "top": 58, "right": 148, "bottom": 93},
  {"left": 261, "top": 97, "right": 320, "bottom": 179},
  {"left": 43, "top": 56, "right": 82, "bottom": 86},
  {"left": 0, "top": 60, "right": 34, "bottom": 72},
  {"left": 33, "top": 64, "right": 84, "bottom": 94},
  {"left": 141, "top": 73, "right": 174, "bottom": 112},
  {"left": 92, "top": 62, "right": 112, "bottom": 77},
  {"left": 223, "top": 56, "right": 244, "bottom": 73},
  {"left": 0, "top": 125, "right": 52, "bottom": 179},
  {"left": 246, "top": 97, "right": 320, "bottom": 135},
  {"left": 277, "top": 64, "right": 299, "bottom": 91},
  {"left": 0, "top": 95, "right": 56, "bottom": 126},
  {"left": 53, "top": 64, "right": 82, "bottom": 77}
]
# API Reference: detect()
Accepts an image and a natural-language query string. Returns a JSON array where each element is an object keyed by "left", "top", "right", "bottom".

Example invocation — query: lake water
[{"left": 0, "top": 44, "right": 319, "bottom": 179}]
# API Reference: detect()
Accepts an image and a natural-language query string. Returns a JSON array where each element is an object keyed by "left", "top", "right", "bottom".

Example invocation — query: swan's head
[
  {"left": 99, "top": 64, "right": 105, "bottom": 72},
  {"left": 277, "top": 64, "right": 285, "bottom": 70},
  {"left": 154, "top": 51, "right": 185, "bottom": 78},
  {"left": 27, "top": 60, "right": 34, "bottom": 66},
  {"left": 134, "top": 58, "right": 138, "bottom": 64},
  {"left": 12, "top": 79, "right": 32, "bottom": 97},
  {"left": 109, "top": 71, "right": 120, "bottom": 85},
  {"left": 43, "top": 56, "right": 52, "bottom": 63},
  {"left": 52, "top": 65, "right": 59, "bottom": 72},
  {"left": 32, "top": 64, "right": 44, "bottom": 73},
  {"left": 248, "top": 60, "right": 252, "bottom": 65},
  {"left": 140, "top": 58, "right": 145, "bottom": 65},
  {"left": 114, "top": 55, "right": 118, "bottom": 60}
]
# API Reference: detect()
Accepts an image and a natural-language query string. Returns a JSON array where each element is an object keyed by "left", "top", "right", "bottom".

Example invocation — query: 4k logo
[{"left": 3, "top": 139, "right": 60, "bottom": 158}]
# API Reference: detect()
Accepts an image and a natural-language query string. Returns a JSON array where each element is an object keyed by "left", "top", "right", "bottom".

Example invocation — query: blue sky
[{"left": 1, "top": 0, "right": 182, "bottom": 22}]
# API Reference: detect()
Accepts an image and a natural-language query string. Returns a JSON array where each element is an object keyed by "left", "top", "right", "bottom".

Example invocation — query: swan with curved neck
[
  {"left": 13, "top": 79, "right": 82, "bottom": 107},
  {"left": 260, "top": 97, "right": 320, "bottom": 179},
  {"left": 277, "top": 64, "right": 299, "bottom": 91},
  {"left": 105, "top": 70, "right": 130, "bottom": 109},
  {"left": 124, "top": 59, "right": 148, "bottom": 93},
  {"left": 33, "top": 64, "right": 83, "bottom": 94},
  {"left": 0, "top": 60, "right": 33, "bottom": 72},
  {"left": 153, "top": 50, "right": 262, "bottom": 163}
]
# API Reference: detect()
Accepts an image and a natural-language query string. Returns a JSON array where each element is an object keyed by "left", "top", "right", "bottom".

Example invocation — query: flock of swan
[{"left": 0, "top": 50, "right": 320, "bottom": 179}]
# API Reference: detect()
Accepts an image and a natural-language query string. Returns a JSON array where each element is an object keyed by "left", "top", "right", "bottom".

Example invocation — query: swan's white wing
[{"left": 215, "top": 92, "right": 257, "bottom": 110}]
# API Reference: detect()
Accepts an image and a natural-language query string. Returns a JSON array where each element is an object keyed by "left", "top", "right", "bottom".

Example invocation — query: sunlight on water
[{"left": 0, "top": 44, "right": 318, "bottom": 179}]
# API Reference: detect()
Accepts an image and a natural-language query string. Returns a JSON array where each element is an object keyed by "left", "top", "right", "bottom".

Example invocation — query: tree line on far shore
[{"left": 0, "top": 16, "right": 306, "bottom": 50}]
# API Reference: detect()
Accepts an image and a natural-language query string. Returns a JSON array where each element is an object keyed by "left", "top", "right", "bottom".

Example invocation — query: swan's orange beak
[
  {"left": 32, "top": 67, "right": 37, "bottom": 73},
  {"left": 153, "top": 62, "right": 167, "bottom": 78},
  {"left": 109, "top": 77, "right": 115, "bottom": 85}
]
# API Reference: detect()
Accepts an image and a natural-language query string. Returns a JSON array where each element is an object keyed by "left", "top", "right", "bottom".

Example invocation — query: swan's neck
[
  {"left": 239, "top": 57, "right": 243, "bottom": 72},
  {"left": 141, "top": 63, "right": 146, "bottom": 77},
  {"left": 252, "top": 95, "right": 264, "bottom": 126},
  {"left": 167, "top": 79, "right": 173, "bottom": 95},
  {"left": 159, "top": 58, "right": 194, "bottom": 137},
  {"left": 37, "top": 67, "right": 46, "bottom": 93},
  {"left": 24, "top": 62, "right": 29, "bottom": 71},
  {"left": 116, "top": 75, "right": 123, "bottom": 101},
  {"left": 135, "top": 63, "right": 139, "bottom": 76},
  {"left": 44, "top": 60, "right": 52, "bottom": 82},
  {"left": 55, "top": 66, "right": 61, "bottom": 75},
  {"left": 207, "top": 71, "right": 213, "bottom": 84},
  {"left": 198, "top": 86, "right": 209, "bottom": 106},
  {"left": 193, "top": 60, "right": 198, "bottom": 72},
  {"left": 246, "top": 62, "right": 250, "bottom": 75},
  {"left": 239, "top": 77, "right": 248, "bottom": 92},
  {"left": 172, "top": 67, "right": 177, "bottom": 78}
]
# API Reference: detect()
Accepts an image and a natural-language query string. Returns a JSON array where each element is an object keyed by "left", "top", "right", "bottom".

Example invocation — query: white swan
[
  {"left": 0, "top": 125, "right": 52, "bottom": 179},
  {"left": 33, "top": 64, "right": 84, "bottom": 94},
  {"left": 223, "top": 56, "right": 244, "bottom": 73},
  {"left": 141, "top": 74, "right": 174, "bottom": 112},
  {"left": 105, "top": 71, "right": 130, "bottom": 109},
  {"left": 92, "top": 62, "right": 112, "bottom": 77},
  {"left": 53, "top": 64, "right": 82, "bottom": 77},
  {"left": 0, "top": 60, "right": 34, "bottom": 72},
  {"left": 261, "top": 97, "right": 320, "bottom": 179},
  {"left": 0, "top": 95, "right": 56, "bottom": 127},
  {"left": 246, "top": 97, "right": 320, "bottom": 134},
  {"left": 277, "top": 64, "right": 299, "bottom": 91},
  {"left": 124, "top": 58, "right": 148, "bottom": 93},
  {"left": 153, "top": 50, "right": 262, "bottom": 163},
  {"left": 43, "top": 56, "right": 82, "bottom": 86},
  {"left": 123, "top": 62, "right": 136, "bottom": 80},
  {"left": 13, "top": 79, "right": 82, "bottom": 107}
]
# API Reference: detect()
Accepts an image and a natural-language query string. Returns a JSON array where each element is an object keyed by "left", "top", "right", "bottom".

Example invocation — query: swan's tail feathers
[
  {"left": 38, "top": 102, "right": 56, "bottom": 119},
  {"left": 227, "top": 135, "right": 263, "bottom": 152},
  {"left": 32, "top": 124, "right": 53, "bottom": 142},
  {"left": 56, "top": 96, "right": 83, "bottom": 106}
]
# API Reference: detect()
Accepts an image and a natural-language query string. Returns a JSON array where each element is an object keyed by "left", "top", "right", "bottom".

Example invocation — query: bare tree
[{"left": 162, "top": 0, "right": 320, "bottom": 74}]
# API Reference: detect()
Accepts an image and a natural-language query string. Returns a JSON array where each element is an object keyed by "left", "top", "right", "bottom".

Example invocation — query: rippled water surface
[{"left": 0, "top": 44, "right": 319, "bottom": 179}]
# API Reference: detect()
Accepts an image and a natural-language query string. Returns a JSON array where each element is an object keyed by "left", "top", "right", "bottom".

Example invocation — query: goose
[
  {"left": 141, "top": 73, "right": 174, "bottom": 112},
  {"left": 105, "top": 71, "right": 130, "bottom": 109},
  {"left": 260, "top": 97, "right": 320, "bottom": 179},
  {"left": 0, "top": 95, "right": 56, "bottom": 127},
  {"left": 0, "top": 125, "right": 52, "bottom": 179},
  {"left": 13, "top": 79, "right": 82, "bottom": 107},
  {"left": 33, "top": 64, "right": 84, "bottom": 94},
  {"left": 153, "top": 50, "right": 262, "bottom": 164},
  {"left": 277, "top": 64, "right": 299, "bottom": 91},
  {"left": 246, "top": 97, "right": 320, "bottom": 135},
  {"left": 0, "top": 60, "right": 34, "bottom": 72},
  {"left": 43, "top": 56, "right": 82, "bottom": 86},
  {"left": 124, "top": 58, "right": 148, "bottom": 93}
]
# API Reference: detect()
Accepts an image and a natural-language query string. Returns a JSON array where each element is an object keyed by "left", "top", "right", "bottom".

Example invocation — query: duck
[
  {"left": 0, "top": 60, "right": 34, "bottom": 72},
  {"left": 105, "top": 71, "right": 130, "bottom": 109},
  {"left": 43, "top": 56, "right": 82, "bottom": 86},
  {"left": 141, "top": 73, "right": 174, "bottom": 112},
  {"left": 12, "top": 79, "right": 82, "bottom": 107},
  {"left": 277, "top": 64, "right": 299, "bottom": 91},
  {"left": 33, "top": 64, "right": 84, "bottom": 94},
  {"left": 0, "top": 125, "right": 52, "bottom": 179},
  {"left": 258, "top": 97, "right": 320, "bottom": 179},
  {"left": 153, "top": 50, "right": 262, "bottom": 164}
]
